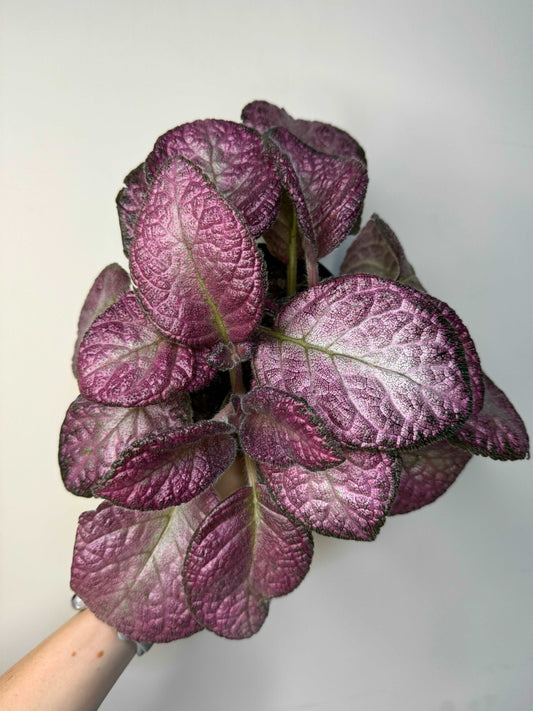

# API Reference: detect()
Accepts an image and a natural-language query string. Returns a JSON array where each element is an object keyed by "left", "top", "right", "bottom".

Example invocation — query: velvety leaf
[
  {"left": 341, "top": 214, "right": 425, "bottom": 291},
  {"left": 95, "top": 420, "right": 237, "bottom": 510},
  {"left": 77, "top": 293, "right": 215, "bottom": 406},
  {"left": 70, "top": 490, "right": 219, "bottom": 642},
  {"left": 261, "top": 449, "right": 400, "bottom": 540},
  {"left": 59, "top": 394, "right": 191, "bottom": 496},
  {"left": 145, "top": 119, "right": 280, "bottom": 239},
  {"left": 130, "top": 156, "right": 265, "bottom": 347},
  {"left": 260, "top": 188, "right": 306, "bottom": 265},
  {"left": 183, "top": 484, "right": 313, "bottom": 639},
  {"left": 239, "top": 386, "right": 344, "bottom": 470},
  {"left": 264, "top": 128, "right": 368, "bottom": 260},
  {"left": 341, "top": 216, "right": 484, "bottom": 415},
  {"left": 116, "top": 163, "right": 151, "bottom": 258},
  {"left": 242, "top": 100, "right": 366, "bottom": 163},
  {"left": 72, "top": 264, "right": 130, "bottom": 377},
  {"left": 206, "top": 340, "right": 254, "bottom": 371},
  {"left": 254, "top": 275, "right": 472, "bottom": 450},
  {"left": 450, "top": 374, "right": 530, "bottom": 460},
  {"left": 390, "top": 440, "right": 472, "bottom": 514},
  {"left": 419, "top": 292, "right": 484, "bottom": 417}
]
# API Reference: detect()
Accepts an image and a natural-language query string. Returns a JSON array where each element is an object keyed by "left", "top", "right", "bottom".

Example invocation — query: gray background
[{"left": 1, "top": 1, "right": 532, "bottom": 709}]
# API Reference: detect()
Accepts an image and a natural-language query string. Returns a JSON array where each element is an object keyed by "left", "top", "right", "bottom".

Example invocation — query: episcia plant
[{"left": 59, "top": 100, "right": 530, "bottom": 643}]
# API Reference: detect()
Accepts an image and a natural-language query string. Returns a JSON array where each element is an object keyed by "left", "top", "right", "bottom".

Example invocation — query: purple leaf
[
  {"left": 183, "top": 484, "right": 313, "bottom": 639},
  {"left": 72, "top": 264, "right": 130, "bottom": 377},
  {"left": 145, "top": 119, "right": 281, "bottom": 239},
  {"left": 260, "top": 449, "right": 400, "bottom": 540},
  {"left": 77, "top": 293, "right": 215, "bottom": 406},
  {"left": 206, "top": 340, "right": 254, "bottom": 371},
  {"left": 130, "top": 156, "right": 266, "bottom": 347},
  {"left": 116, "top": 163, "right": 151, "bottom": 258},
  {"left": 95, "top": 420, "right": 237, "bottom": 509},
  {"left": 242, "top": 100, "right": 366, "bottom": 163},
  {"left": 341, "top": 214, "right": 425, "bottom": 292},
  {"left": 59, "top": 394, "right": 191, "bottom": 496},
  {"left": 419, "top": 292, "right": 484, "bottom": 417},
  {"left": 254, "top": 275, "right": 473, "bottom": 450},
  {"left": 239, "top": 386, "right": 344, "bottom": 469},
  {"left": 264, "top": 128, "right": 368, "bottom": 261},
  {"left": 390, "top": 440, "right": 472, "bottom": 515},
  {"left": 450, "top": 374, "right": 530, "bottom": 460},
  {"left": 70, "top": 489, "right": 219, "bottom": 642},
  {"left": 341, "top": 216, "right": 484, "bottom": 416}
]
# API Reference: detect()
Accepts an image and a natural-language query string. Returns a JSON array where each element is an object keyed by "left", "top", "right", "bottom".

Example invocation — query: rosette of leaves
[{"left": 60, "top": 101, "right": 529, "bottom": 644}]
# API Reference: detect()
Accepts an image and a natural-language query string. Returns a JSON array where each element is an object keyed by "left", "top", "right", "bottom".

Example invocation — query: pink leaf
[
  {"left": 77, "top": 293, "right": 215, "bottom": 406},
  {"left": 145, "top": 119, "right": 281, "bottom": 239},
  {"left": 264, "top": 128, "right": 368, "bottom": 261},
  {"left": 130, "top": 156, "right": 266, "bottom": 347},
  {"left": 242, "top": 100, "right": 366, "bottom": 163},
  {"left": 254, "top": 275, "right": 473, "bottom": 450},
  {"left": 59, "top": 394, "right": 191, "bottom": 496},
  {"left": 72, "top": 264, "right": 130, "bottom": 377},
  {"left": 70, "top": 490, "right": 219, "bottom": 642},
  {"left": 183, "top": 484, "right": 313, "bottom": 639},
  {"left": 95, "top": 421, "right": 237, "bottom": 510},
  {"left": 450, "top": 374, "right": 530, "bottom": 460},
  {"left": 116, "top": 163, "right": 151, "bottom": 258},
  {"left": 239, "top": 386, "right": 343, "bottom": 469},
  {"left": 390, "top": 440, "right": 472, "bottom": 514},
  {"left": 261, "top": 448, "right": 400, "bottom": 540}
]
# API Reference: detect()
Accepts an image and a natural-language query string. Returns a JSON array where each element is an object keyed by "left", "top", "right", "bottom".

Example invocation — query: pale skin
[
  {"left": 0, "top": 609, "right": 136, "bottom": 711},
  {"left": 0, "top": 457, "right": 247, "bottom": 711}
]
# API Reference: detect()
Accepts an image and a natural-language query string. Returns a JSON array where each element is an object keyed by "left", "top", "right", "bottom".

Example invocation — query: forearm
[{"left": 0, "top": 609, "right": 135, "bottom": 711}]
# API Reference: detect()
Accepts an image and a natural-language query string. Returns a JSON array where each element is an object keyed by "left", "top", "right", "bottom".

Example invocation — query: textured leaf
[
  {"left": 145, "top": 119, "right": 280, "bottom": 239},
  {"left": 419, "top": 292, "right": 484, "bottom": 417},
  {"left": 450, "top": 374, "right": 530, "bottom": 460},
  {"left": 72, "top": 264, "right": 130, "bottom": 376},
  {"left": 70, "top": 490, "right": 219, "bottom": 642},
  {"left": 77, "top": 293, "right": 215, "bottom": 406},
  {"left": 264, "top": 128, "right": 368, "bottom": 261},
  {"left": 254, "top": 275, "right": 472, "bottom": 450},
  {"left": 95, "top": 420, "right": 237, "bottom": 509},
  {"left": 116, "top": 163, "right": 151, "bottom": 258},
  {"left": 239, "top": 386, "right": 344, "bottom": 469},
  {"left": 261, "top": 449, "right": 400, "bottom": 540},
  {"left": 242, "top": 100, "right": 366, "bottom": 163},
  {"left": 390, "top": 440, "right": 472, "bottom": 514},
  {"left": 341, "top": 216, "right": 484, "bottom": 416},
  {"left": 130, "top": 156, "right": 265, "bottom": 347},
  {"left": 206, "top": 340, "right": 254, "bottom": 371},
  {"left": 183, "top": 484, "right": 313, "bottom": 639},
  {"left": 59, "top": 394, "right": 191, "bottom": 496},
  {"left": 341, "top": 214, "right": 425, "bottom": 291}
]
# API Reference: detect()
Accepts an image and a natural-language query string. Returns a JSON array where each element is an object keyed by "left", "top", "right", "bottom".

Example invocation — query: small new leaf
[{"left": 239, "top": 386, "right": 344, "bottom": 469}]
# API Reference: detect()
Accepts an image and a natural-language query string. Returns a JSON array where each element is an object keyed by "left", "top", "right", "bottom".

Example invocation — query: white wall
[{"left": 1, "top": 1, "right": 531, "bottom": 709}]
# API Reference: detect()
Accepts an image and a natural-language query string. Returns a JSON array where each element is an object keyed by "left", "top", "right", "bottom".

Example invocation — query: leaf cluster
[{"left": 60, "top": 101, "right": 529, "bottom": 643}]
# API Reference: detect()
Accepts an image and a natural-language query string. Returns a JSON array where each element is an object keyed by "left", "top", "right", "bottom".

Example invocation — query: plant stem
[
  {"left": 229, "top": 363, "right": 245, "bottom": 395},
  {"left": 244, "top": 452, "right": 258, "bottom": 489},
  {"left": 305, "top": 250, "right": 319, "bottom": 288},
  {"left": 286, "top": 206, "right": 298, "bottom": 297}
]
